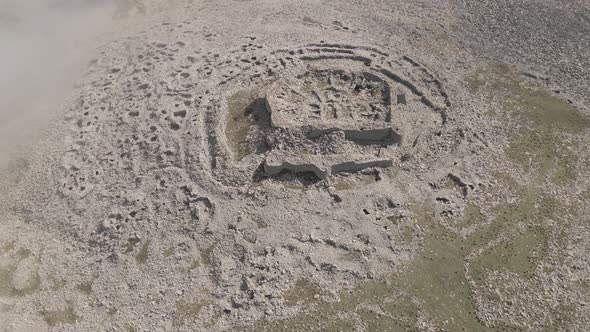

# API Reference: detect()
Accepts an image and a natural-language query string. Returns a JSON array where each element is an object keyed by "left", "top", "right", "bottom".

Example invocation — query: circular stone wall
[{"left": 186, "top": 43, "right": 450, "bottom": 188}]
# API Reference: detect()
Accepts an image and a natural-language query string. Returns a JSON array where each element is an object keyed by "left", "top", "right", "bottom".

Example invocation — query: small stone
[
  {"left": 243, "top": 230, "right": 257, "bottom": 244},
  {"left": 357, "top": 233, "right": 370, "bottom": 244},
  {"left": 309, "top": 232, "right": 320, "bottom": 242},
  {"left": 375, "top": 171, "right": 383, "bottom": 181},
  {"left": 102, "top": 219, "right": 112, "bottom": 229}
]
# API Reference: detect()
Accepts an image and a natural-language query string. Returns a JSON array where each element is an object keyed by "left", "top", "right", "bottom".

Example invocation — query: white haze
[{"left": 0, "top": 0, "right": 115, "bottom": 166}]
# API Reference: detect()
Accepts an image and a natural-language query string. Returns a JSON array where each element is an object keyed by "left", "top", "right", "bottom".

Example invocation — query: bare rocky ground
[{"left": 0, "top": 0, "right": 589, "bottom": 331}]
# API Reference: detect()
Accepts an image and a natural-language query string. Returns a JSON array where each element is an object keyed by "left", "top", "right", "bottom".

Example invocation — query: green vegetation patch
[
  {"left": 0, "top": 264, "right": 18, "bottom": 297},
  {"left": 135, "top": 240, "right": 150, "bottom": 265},
  {"left": 50, "top": 277, "right": 66, "bottom": 291},
  {"left": 176, "top": 301, "right": 205, "bottom": 319},
  {"left": 506, "top": 129, "right": 577, "bottom": 184},
  {"left": 576, "top": 280, "right": 590, "bottom": 295},
  {"left": 358, "top": 308, "right": 408, "bottom": 332},
  {"left": 15, "top": 248, "right": 31, "bottom": 260},
  {"left": 77, "top": 281, "right": 93, "bottom": 295},
  {"left": 163, "top": 247, "right": 174, "bottom": 257},
  {"left": 0, "top": 241, "right": 15, "bottom": 253},
  {"left": 469, "top": 177, "right": 552, "bottom": 280},
  {"left": 188, "top": 257, "right": 200, "bottom": 271},
  {"left": 459, "top": 203, "right": 485, "bottom": 228},
  {"left": 249, "top": 311, "right": 356, "bottom": 332},
  {"left": 333, "top": 174, "right": 377, "bottom": 191},
  {"left": 471, "top": 225, "right": 548, "bottom": 280},
  {"left": 0, "top": 248, "right": 41, "bottom": 297},
  {"left": 390, "top": 201, "right": 489, "bottom": 331},
  {"left": 124, "top": 237, "right": 140, "bottom": 254},
  {"left": 379, "top": 294, "right": 422, "bottom": 329},
  {"left": 468, "top": 63, "right": 589, "bottom": 184},
  {"left": 467, "top": 63, "right": 589, "bottom": 132},
  {"left": 200, "top": 243, "right": 216, "bottom": 267},
  {"left": 42, "top": 305, "right": 80, "bottom": 327},
  {"left": 283, "top": 279, "right": 322, "bottom": 306},
  {"left": 174, "top": 301, "right": 216, "bottom": 328},
  {"left": 0, "top": 266, "right": 41, "bottom": 297}
]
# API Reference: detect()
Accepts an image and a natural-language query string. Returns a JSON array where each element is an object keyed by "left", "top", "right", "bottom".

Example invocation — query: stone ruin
[
  {"left": 200, "top": 43, "right": 449, "bottom": 186},
  {"left": 262, "top": 69, "right": 400, "bottom": 179}
]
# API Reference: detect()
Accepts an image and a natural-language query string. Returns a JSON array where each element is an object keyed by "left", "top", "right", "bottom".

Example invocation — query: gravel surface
[{"left": 0, "top": 0, "right": 588, "bottom": 331}]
